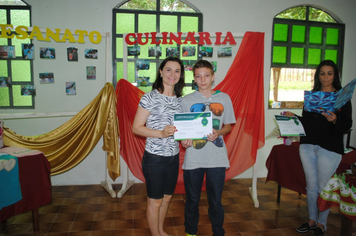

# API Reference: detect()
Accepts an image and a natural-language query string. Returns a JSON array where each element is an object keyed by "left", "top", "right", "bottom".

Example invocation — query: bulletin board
[
  {"left": 25, "top": 28, "right": 110, "bottom": 114},
  {"left": 121, "top": 32, "right": 244, "bottom": 93}
]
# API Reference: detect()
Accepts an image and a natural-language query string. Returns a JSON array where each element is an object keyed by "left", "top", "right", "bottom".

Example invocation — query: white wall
[{"left": 1, "top": 0, "right": 356, "bottom": 186}]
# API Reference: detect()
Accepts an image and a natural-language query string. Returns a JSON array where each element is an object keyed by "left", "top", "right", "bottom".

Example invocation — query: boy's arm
[{"left": 207, "top": 124, "right": 232, "bottom": 142}]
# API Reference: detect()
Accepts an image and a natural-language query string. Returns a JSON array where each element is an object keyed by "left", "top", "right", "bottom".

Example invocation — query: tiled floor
[{"left": 1, "top": 178, "right": 355, "bottom": 236}]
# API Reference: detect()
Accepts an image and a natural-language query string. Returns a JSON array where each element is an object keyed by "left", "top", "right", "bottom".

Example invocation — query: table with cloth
[
  {"left": 318, "top": 170, "right": 356, "bottom": 236},
  {"left": 0, "top": 146, "right": 52, "bottom": 232},
  {"left": 265, "top": 142, "right": 356, "bottom": 202}
]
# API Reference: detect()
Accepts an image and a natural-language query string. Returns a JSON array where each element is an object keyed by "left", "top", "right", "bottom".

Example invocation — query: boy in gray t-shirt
[{"left": 181, "top": 60, "right": 236, "bottom": 236}]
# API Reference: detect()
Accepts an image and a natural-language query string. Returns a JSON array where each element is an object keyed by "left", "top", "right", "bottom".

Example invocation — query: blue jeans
[
  {"left": 299, "top": 144, "right": 341, "bottom": 229},
  {"left": 184, "top": 168, "right": 226, "bottom": 236}
]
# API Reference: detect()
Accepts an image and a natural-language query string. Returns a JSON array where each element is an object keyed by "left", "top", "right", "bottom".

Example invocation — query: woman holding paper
[
  {"left": 132, "top": 57, "right": 185, "bottom": 236},
  {"left": 285, "top": 60, "right": 352, "bottom": 236}
]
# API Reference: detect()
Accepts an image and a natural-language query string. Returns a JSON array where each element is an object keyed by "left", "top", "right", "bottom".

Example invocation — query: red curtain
[
  {"left": 215, "top": 31, "right": 265, "bottom": 181},
  {"left": 116, "top": 31, "right": 265, "bottom": 193},
  {"left": 116, "top": 80, "right": 145, "bottom": 182}
]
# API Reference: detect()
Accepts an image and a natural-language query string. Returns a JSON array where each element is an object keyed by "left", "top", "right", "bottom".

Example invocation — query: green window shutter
[
  {"left": 181, "top": 16, "right": 198, "bottom": 32},
  {"left": 274, "top": 24, "right": 288, "bottom": 42},
  {"left": 138, "top": 14, "right": 156, "bottom": 33},
  {"left": 326, "top": 28, "right": 339, "bottom": 46},
  {"left": 116, "top": 38, "right": 123, "bottom": 58},
  {"left": 11, "top": 60, "right": 31, "bottom": 82},
  {"left": 0, "top": 60, "right": 8, "bottom": 76},
  {"left": 0, "top": 9, "right": 6, "bottom": 24},
  {"left": 309, "top": 26, "right": 323, "bottom": 45},
  {"left": 127, "top": 62, "right": 135, "bottom": 83},
  {"left": 160, "top": 15, "right": 177, "bottom": 32},
  {"left": 0, "top": 87, "right": 10, "bottom": 106},
  {"left": 273, "top": 46, "right": 287, "bottom": 64},
  {"left": 292, "top": 25, "right": 306, "bottom": 43},
  {"left": 0, "top": 37, "right": 7, "bottom": 46},
  {"left": 116, "top": 13, "right": 135, "bottom": 34},
  {"left": 290, "top": 47, "right": 304, "bottom": 65},
  {"left": 10, "top": 9, "right": 30, "bottom": 26},
  {"left": 308, "top": 48, "right": 321, "bottom": 65},
  {"left": 116, "top": 62, "right": 123, "bottom": 81},
  {"left": 159, "top": 15, "right": 179, "bottom": 59},
  {"left": 185, "top": 70, "right": 193, "bottom": 84},
  {"left": 325, "top": 49, "right": 338, "bottom": 64}
]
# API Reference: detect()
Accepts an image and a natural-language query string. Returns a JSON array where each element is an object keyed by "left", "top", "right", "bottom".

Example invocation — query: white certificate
[
  {"left": 174, "top": 112, "right": 213, "bottom": 140},
  {"left": 275, "top": 115, "right": 306, "bottom": 136}
]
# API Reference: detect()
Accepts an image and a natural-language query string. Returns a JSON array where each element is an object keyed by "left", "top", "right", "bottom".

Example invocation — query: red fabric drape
[
  {"left": 116, "top": 80, "right": 146, "bottom": 183},
  {"left": 116, "top": 31, "right": 265, "bottom": 193},
  {"left": 216, "top": 31, "right": 265, "bottom": 180}
]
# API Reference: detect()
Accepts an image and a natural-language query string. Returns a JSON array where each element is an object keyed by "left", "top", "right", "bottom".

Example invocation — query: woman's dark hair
[
  {"left": 152, "top": 57, "right": 185, "bottom": 97},
  {"left": 312, "top": 60, "right": 342, "bottom": 91}
]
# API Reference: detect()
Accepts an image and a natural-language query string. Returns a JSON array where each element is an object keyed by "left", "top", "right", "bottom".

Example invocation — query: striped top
[{"left": 139, "top": 89, "right": 183, "bottom": 156}]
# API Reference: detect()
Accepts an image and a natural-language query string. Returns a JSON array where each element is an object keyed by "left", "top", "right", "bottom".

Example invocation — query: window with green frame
[
  {"left": 0, "top": 0, "right": 33, "bottom": 109},
  {"left": 269, "top": 5, "right": 344, "bottom": 109},
  {"left": 113, "top": 0, "right": 202, "bottom": 94}
]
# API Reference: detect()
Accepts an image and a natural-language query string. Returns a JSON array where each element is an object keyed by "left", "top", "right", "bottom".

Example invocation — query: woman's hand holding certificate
[{"left": 275, "top": 115, "right": 306, "bottom": 136}]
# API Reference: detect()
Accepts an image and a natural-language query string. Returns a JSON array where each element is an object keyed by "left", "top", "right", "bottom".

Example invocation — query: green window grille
[
  {"left": 271, "top": 6, "right": 344, "bottom": 70},
  {"left": 113, "top": 0, "right": 202, "bottom": 91},
  {"left": 0, "top": 1, "right": 33, "bottom": 109}
]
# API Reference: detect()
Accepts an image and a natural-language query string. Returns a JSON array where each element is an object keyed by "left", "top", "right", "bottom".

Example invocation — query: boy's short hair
[{"left": 193, "top": 60, "right": 214, "bottom": 76}]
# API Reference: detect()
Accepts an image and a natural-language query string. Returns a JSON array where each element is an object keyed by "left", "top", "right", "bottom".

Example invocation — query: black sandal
[
  {"left": 312, "top": 227, "right": 325, "bottom": 236},
  {"left": 296, "top": 222, "right": 316, "bottom": 234}
]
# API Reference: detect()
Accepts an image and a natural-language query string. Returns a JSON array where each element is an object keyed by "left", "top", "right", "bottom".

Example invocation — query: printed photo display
[
  {"left": 85, "top": 49, "right": 98, "bottom": 59},
  {"left": 86, "top": 66, "right": 96, "bottom": 80},
  {"left": 136, "top": 59, "right": 150, "bottom": 70},
  {"left": 66, "top": 82, "right": 76, "bottom": 95},
  {"left": 39, "top": 73, "right": 54, "bottom": 84},
  {"left": 22, "top": 44, "right": 34, "bottom": 59},
  {"left": 0, "top": 46, "right": 16, "bottom": 59},
  {"left": 40, "top": 47, "right": 56, "bottom": 59},
  {"left": 182, "top": 46, "right": 196, "bottom": 57},
  {"left": 0, "top": 77, "right": 11, "bottom": 87},
  {"left": 21, "top": 85, "right": 36, "bottom": 96},
  {"left": 67, "top": 47, "right": 78, "bottom": 61},
  {"left": 137, "top": 77, "right": 150, "bottom": 87},
  {"left": 166, "top": 47, "right": 179, "bottom": 57},
  {"left": 199, "top": 46, "right": 213, "bottom": 57},
  {"left": 217, "top": 47, "right": 232, "bottom": 57},
  {"left": 128, "top": 46, "right": 140, "bottom": 56},
  {"left": 148, "top": 46, "right": 162, "bottom": 57}
]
